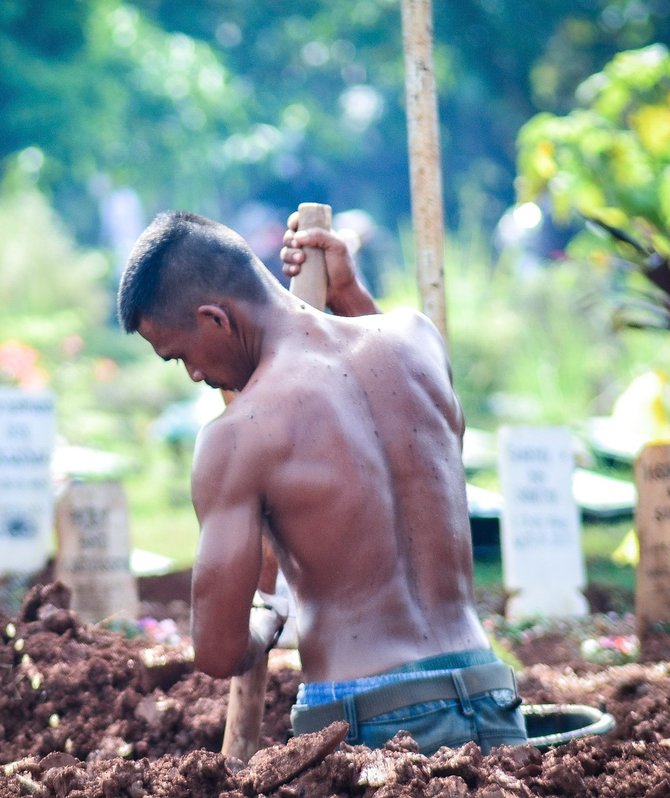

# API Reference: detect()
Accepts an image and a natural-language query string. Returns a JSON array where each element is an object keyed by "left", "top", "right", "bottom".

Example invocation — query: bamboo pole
[{"left": 401, "top": 0, "right": 448, "bottom": 345}]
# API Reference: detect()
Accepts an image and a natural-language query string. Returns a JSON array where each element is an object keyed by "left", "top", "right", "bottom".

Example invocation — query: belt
[{"left": 291, "top": 661, "right": 518, "bottom": 735}]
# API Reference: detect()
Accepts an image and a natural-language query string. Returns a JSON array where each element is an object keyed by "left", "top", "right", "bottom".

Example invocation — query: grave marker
[
  {"left": 498, "top": 426, "right": 588, "bottom": 620},
  {"left": 634, "top": 442, "right": 670, "bottom": 639},
  {"left": 55, "top": 479, "right": 139, "bottom": 623},
  {"left": 0, "top": 388, "right": 55, "bottom": 574}
]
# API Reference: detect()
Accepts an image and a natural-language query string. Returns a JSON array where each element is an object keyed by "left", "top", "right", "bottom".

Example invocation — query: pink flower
[
  {"left": 0, "top": 340, "right": 48, "bottom": 389},
  {"left": 93, "top": 357, "right": 119, "bottom": 383}
]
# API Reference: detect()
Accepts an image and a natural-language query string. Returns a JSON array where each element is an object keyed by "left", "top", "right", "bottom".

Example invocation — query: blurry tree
[
  {"left": 0, "top": 0, "right": 258, "bottom": 240},
  {"left": 0, "top": 164, "right": 196, "bottom": 446},
  {"left": 113, "top": 0, "right": 411, "bottom": 229},
  {"left": 143, "top": 0, "right": 670, "bottom": 231},
  {"left": 2, "top": 0, "right": 670, "bottom": 250},
  {"left": 0, "top": 167, "right": 110, "bottom": 348},
  {"left": 432, "top": 0, "right": 670, "bottom": 230},
  {"left": 517, "top": 43, "right": 670, "bottom": 330}
]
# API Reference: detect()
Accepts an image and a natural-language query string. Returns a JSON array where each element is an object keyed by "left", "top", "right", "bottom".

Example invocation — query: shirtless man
[{"left": 117, "top": 209, "right": 526, "bottom": 754}]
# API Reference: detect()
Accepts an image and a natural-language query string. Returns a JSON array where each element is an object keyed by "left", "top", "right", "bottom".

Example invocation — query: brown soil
[{"left": 3, "top": 578, "right": 670, "bottom": 797}]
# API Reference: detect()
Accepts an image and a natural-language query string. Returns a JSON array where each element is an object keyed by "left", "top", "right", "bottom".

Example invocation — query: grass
[{"left": 124, "top": 441, "right": 200, "bottom": 569}]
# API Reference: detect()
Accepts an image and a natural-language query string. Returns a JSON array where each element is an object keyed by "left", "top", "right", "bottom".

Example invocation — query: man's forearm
[
  {"left": 191, "top": 600, "right": 285, "bottom": 678},
  {"left": 328, "top": 278, "right": 381, "bottom": 317}
]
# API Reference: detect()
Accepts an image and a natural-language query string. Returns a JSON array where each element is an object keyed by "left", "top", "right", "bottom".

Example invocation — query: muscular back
[{"left": 196, "top": 307, "right": 489, "bottom": 681}]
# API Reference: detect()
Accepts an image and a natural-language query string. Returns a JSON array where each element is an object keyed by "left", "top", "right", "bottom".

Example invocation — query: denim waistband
[{"left": 296, "top": 649, "right": 497, "bottom": 707}]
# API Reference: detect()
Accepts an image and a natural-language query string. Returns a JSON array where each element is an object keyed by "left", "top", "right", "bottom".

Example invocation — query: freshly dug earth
[{"left": 2, "top": 581, "right": 670, "bottom": 797}]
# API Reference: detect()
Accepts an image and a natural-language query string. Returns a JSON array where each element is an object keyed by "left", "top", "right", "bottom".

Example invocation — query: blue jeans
[{"left": 291, "top": 650, "right": 527, "bottom": 755}]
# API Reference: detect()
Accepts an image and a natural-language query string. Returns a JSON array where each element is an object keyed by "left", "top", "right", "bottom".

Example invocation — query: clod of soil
[{"left": 3, "top": 580, "right": 670, "bottom": 797}]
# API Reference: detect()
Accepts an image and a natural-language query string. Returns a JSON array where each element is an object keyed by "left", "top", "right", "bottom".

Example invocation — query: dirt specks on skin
[{"left": 3, "top": 582, "right": 670, "bottom": 796}]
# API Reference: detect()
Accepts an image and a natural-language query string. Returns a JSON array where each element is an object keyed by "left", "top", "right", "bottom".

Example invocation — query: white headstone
[
  {"left": 498, "top": 425, "right": 588, "bottom": 620},
  {"left": 0, "top": 388, "right": 55, "bottom": 574},
  {"left": 55, "top": 479, "right": 139, "bottom": 623}
]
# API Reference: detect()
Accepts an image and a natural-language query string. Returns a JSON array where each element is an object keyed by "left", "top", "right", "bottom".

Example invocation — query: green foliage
[
  {"left": 0, "top": 177, "right": 197, "bottom": 450},
  {"left": 518, "top": 44, "right": 670, "bottom": 241},
  {"left": 123, "top": 443, "right": 200, "bottom": 568},
  {"left": 450, "top": 258, "right": 668, "bottom": 427},
  {"left": 0, "top": 178, "right": 206, "bottom": 570},
  {"left": 0, "top": 171, "right": 110, "bottom": 351},
  {"left": 517, "top": 44, "right": 670, "bottom": 329},
  {"left": 3, "top": 0, "right": 670, "bottom": 243},
  {"left": 383, "top": 228, "right": 670, "bottom": 429}
]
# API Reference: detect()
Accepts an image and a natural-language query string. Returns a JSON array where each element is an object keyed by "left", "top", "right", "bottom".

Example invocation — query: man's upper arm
[{"left": 190, "top": 418, "right": 264, "bottom": 676}]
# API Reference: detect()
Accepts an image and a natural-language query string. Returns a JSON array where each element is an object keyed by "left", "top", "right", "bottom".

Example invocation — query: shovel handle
[{"left": 289, "top": 202, "right": 332, "bottom": 311}]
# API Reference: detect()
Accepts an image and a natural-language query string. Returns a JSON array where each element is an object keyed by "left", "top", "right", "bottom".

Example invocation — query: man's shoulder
[
  {"left": 195, "top": 391, "right": 290, "bottom": 463},
  {"left": 381, "top": 305, "right": 433, "bottom": 328},
  {"left": 192, "top": 399, "right": 286, "bottom": 503},
  {"left": 196, "top": 392, "right": 278, "bottom": 441},
  {"left": 358, "top": 306, "right": 443, "bottom": 349}
]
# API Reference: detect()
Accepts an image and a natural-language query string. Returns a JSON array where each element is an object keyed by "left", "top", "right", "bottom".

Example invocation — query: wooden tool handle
[
  {"left": 289, "top": 202, "right": 332, "bottom": 311},
  {"left": 222, "top": 656, "right": 271, "bottom": 763}
]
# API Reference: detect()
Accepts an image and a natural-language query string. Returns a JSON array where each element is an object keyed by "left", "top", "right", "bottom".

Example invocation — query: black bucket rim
[{"left": 521, "top": 703, "right": 616, "bottom": 749}]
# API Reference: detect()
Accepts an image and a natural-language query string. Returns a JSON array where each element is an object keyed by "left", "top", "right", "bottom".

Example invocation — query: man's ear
[{"left": 197, "top": 304, "right": 232, "bottom": 334}]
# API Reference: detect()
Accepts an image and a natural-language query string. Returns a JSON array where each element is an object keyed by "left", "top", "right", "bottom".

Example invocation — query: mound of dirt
[{"left": 2, "top": 581, "right": 670, "bottom": 797}]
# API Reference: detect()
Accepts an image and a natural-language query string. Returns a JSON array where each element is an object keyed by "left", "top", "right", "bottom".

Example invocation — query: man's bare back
[
  {"left": 119, "top": 208, "right": 526, "bottom": 753},
  {"left": 191, "top": 303, "right": 489, "bottom": 682}
]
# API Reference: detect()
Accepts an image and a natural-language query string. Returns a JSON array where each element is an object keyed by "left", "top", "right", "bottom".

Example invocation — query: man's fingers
[
  {"left": 286, "top": 211, "right": 299, "bottom": 232},
  {"left": 282, "top": 226, "right": 299, "bottom": 246},
  {"left": 282, "top": 261, "right": 301, "bottom": 277},
  {"left": 293, "top": 228, "right": 348, "bottom": 254},
  {"left": 281, "top": 213, "right": 349, "bottom": 281},
  {"left": 280, "top": 243, "right": 304, "bottom": 260}
]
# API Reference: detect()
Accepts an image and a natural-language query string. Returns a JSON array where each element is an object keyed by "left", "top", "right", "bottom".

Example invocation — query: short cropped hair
[{"left": 117, "top": 210, "right": 270, "bottom": 332}]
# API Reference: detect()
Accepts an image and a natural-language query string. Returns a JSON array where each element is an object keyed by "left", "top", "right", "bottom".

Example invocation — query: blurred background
[{"left": 2, "top": 0, "right": 670, "bottom": 578}]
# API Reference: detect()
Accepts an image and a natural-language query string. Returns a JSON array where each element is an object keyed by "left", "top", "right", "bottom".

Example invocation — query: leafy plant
[
  {"left": 517, "top": 44, "right": 670, "bottom": 330},
  {"left": 0, "top": 174, "right": 196, "bottom": 450}
]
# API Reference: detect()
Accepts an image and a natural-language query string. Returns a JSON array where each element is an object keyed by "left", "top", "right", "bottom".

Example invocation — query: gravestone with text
[
  {"left": 498, "top": 426, "right": 589, "bottom": 620},
  {"left": 55, "top": 479, "right": 139, "bottom": 623},
  {"left": 0, "top": 388, "right": 55, "bottom": 576},
  {"left": 634, "top": 443, "right": 670, "bottom": 639}
]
